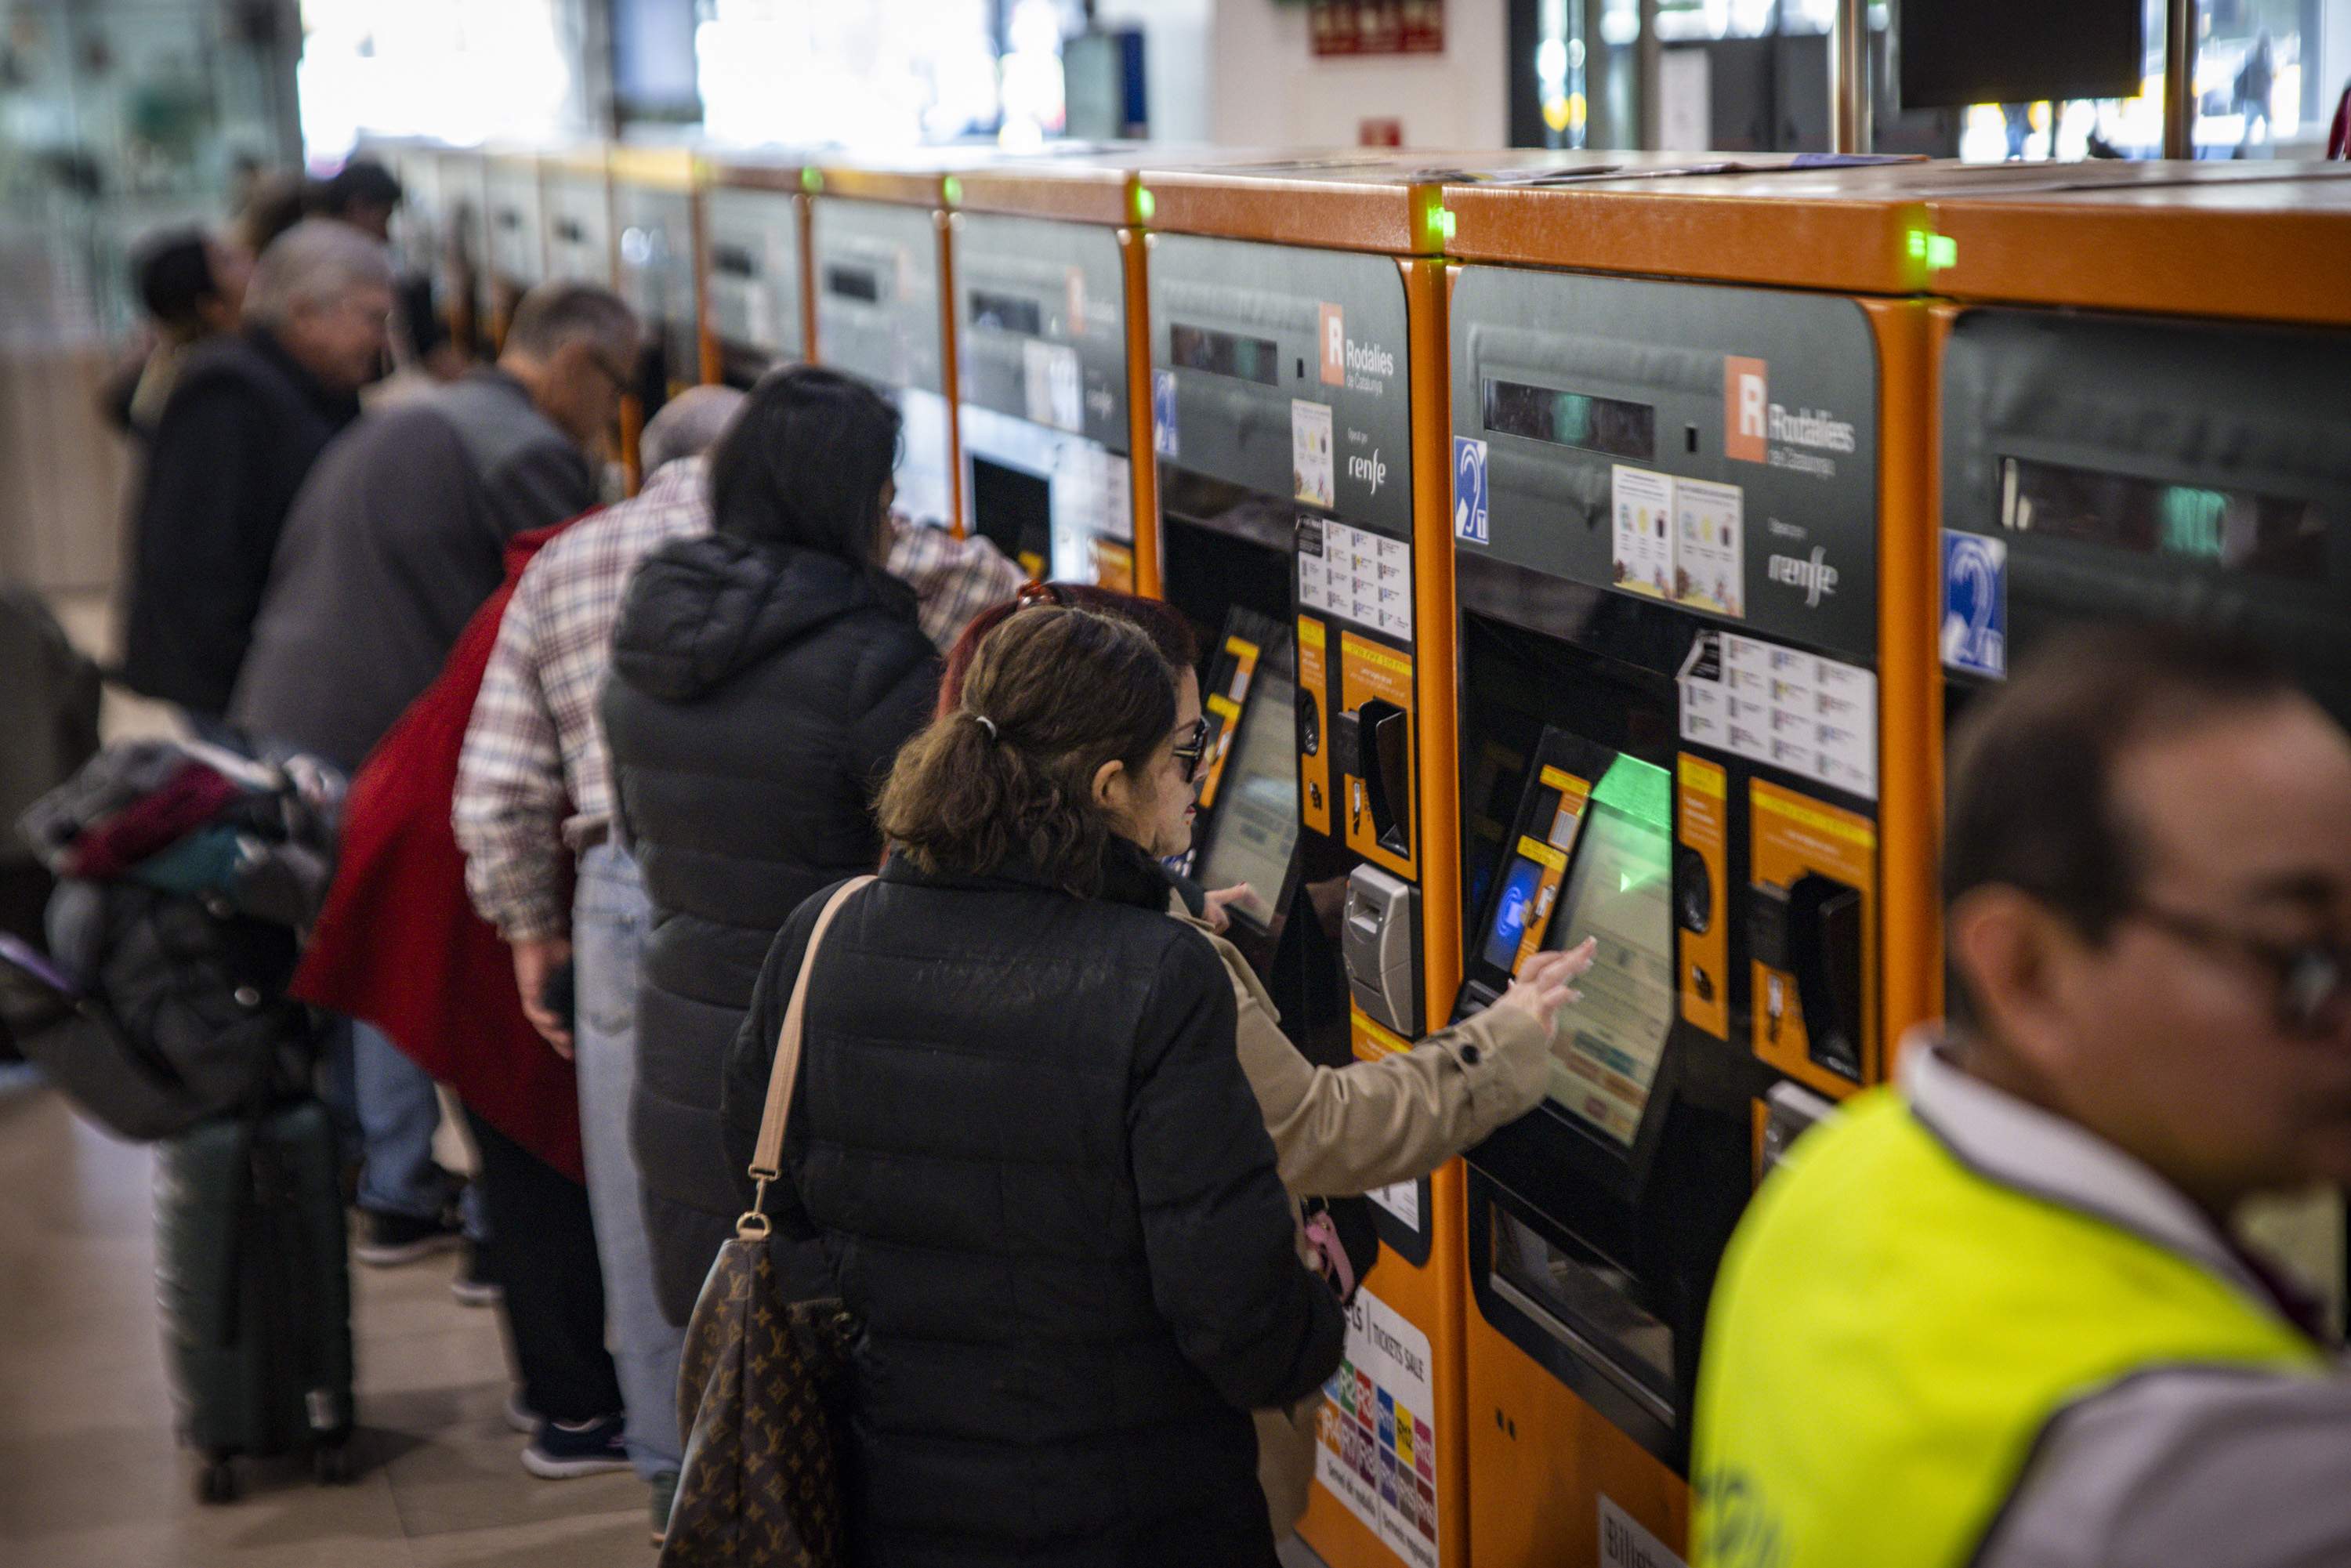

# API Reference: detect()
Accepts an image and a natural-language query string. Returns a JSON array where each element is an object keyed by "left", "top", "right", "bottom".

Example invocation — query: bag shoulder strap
[{"left": 747, "top": 875, "right": 877, "bottom": 1187}]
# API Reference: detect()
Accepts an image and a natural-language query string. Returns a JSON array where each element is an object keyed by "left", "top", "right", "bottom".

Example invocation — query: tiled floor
[{"left": 0, "top": 1074, "right": 653, "bottom": 1568}]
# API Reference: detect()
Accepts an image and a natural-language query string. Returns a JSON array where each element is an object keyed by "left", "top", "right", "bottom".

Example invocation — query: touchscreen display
[
  {"left": 1545, "top": 757, "right": 1675, "bottom": 1146},
  {"left": 1194, "top": 673, "right": 1299, "bottom": 930}
]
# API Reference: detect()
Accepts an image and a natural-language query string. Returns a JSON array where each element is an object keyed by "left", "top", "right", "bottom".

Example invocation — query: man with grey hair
[
  {"left": 231, "top": 283, "right": 642, "bottom": 1454},
  {"left": 453, "top": 384, "right": 741, "bottom": 1530},
  {"left": 120, "top": 219, "right": 392, "bottom": 732}
]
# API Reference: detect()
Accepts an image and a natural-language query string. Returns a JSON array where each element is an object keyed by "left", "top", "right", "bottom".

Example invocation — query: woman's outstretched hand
[{"left": 1494, "top": 937, "right": 1598, "bottom": 1034}]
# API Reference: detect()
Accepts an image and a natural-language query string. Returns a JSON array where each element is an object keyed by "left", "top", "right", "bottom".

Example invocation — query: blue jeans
[
  {"left": 575, "top": 842, "right": 683, "bottom": 1479},
  {"left": 345, "top": 1018, "right": 484, "bottom": 1237}
]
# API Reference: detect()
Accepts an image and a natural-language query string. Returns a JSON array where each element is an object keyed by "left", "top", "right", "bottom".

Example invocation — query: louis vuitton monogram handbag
[{"left": 659, "top": 875, "right": 874, "bottom": 1568}]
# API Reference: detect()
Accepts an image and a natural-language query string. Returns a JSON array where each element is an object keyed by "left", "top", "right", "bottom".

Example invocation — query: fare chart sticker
[
  {"left": 1678, "top": 630, "right": 1877, "bottom": 800},
  {"left": 1610, "top": 465, "right": 1676, "bottom": 599},
  {"left": 1315, "top": 1286, "right": 1440, "bottom": 1568},
  {"left": 1294, "top": 399, "right": 1337, "bottom": 509}
]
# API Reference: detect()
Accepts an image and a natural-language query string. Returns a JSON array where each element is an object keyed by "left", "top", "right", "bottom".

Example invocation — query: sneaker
[
  {"left": 649, "top": 1469, "right": 679, "bottom": 1547},
  {"left": 450, "top": 1242, "right": 502, "bottom": 1307},
  {"left": 353, "top": 1208, "right": 465, "bottom": 1268},
  {"left": 521, "top": 1414, "right": 631, "bottom": 1479},
  {"left": 504, "top": 1391, "right": 538, "bottom": 1436}
]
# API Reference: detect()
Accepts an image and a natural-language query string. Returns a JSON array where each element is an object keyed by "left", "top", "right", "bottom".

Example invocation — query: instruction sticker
[
  {"left": 1316, "top": 1287, "right": 1440, "bottom": 1568},
  {"left": 1679, "top": 631, "right": 1878, "bottom": 800},
  {"left": 1152, "top": 369, "right": 1179, "bottom": 457},
  {"left": 1295, "top": 399, "right": 1337, "bottom": 509},
  {"left": 1600, "top": 1496, "right": 1686, "bottom": 1568},
  {"left": 1673, "top": 477, "right": 1745, "bottom": 618},
  {"left": 1299, "top": 519, "right": 1412, "bottom": 642},
  {"left": 1611, "top": 465, "right": 1676, "bottom": 600},
  {"left": 1023, "top": 340, "right": 1082, "bottom": 432},
  {"left": 1454, "top": 436, "right": 1490, "bottom": 544}
]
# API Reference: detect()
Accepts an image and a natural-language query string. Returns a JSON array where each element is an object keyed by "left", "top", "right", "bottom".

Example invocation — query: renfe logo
[
  {"left": 1725, "top": 356, "right": 1768, "bottom": 463},
  {"left": 1320, "top": 303, "right": 1346, "bottom": 386}
]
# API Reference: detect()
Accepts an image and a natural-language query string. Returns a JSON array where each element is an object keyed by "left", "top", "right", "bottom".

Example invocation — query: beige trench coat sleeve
[{"left": 1175, "top": 908, "right": 1556, "bottom": 1200}]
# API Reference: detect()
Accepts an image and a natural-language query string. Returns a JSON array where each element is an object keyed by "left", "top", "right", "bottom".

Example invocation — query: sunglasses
[{"left": 1172, "top": 714, "right": 1216, "bottom": 784}]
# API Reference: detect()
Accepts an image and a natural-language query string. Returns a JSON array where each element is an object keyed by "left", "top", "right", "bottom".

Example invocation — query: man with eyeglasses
[
  {"left": 234, "top": 282, "right": 639, "bottom": 1298},
  {"left": 1694, "top": 620, "right": 2351, "bottom": 1568}
]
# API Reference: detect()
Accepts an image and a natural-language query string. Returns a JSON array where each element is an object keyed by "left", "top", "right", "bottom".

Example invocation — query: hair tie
[{"left": 969, "top": 712, "right": 998, "bottom": 741}]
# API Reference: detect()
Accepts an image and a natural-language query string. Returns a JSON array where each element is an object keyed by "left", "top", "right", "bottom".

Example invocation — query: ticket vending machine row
[
  {"left": 542, "top": 150, "right": 617, "bottom": 288},
  {"left": 1437, "top": 163, "right": 1944, "bottom": 1568},
  {"left": 807, "top": 159, "right": 963, "bottom": 534},
  {"left": 951, "top": 194, "right": 1139, "bottom": 591},
  {"left": 1144, "top": 157, "right": 1465, "bottom": 1568},
  {"left": 701, "top": 164, "right": 813, "bottom": 389},
  {"left": 609, "top": 147, "right": 708, "bottom": 487},
  {"left": 484, "top": 149, "right": 549, "bottom": 350}
]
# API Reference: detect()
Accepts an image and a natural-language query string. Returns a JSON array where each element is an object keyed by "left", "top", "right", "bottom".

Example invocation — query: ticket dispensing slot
[{"left": 1748, "top": 872, "right": 1864, "bottom": 1079}]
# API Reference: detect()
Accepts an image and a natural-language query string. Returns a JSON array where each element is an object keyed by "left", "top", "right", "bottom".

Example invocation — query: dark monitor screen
[
  {"left": 825, "top": 265, "right": 881, "bottom": 303},
  {"left": 969, "top": 455, "right": 1051, "bottom": 575},
  {"left": 2000, "top": 457, "right": 2327, "bottom": 583},
  {"left": 1540, "top": 756, "right": 1674, "bottom": 1148},
  {"left": 1482, "top": 378, "right": 1656, "bottom": 463},
  {"left": 1169, "top": 323, "right": 1281, "bottom": 387},
  {"left": 970, "top": 289, "right": 1044, "bottom": 337},
  {"left": 1900, "top": 0, "right": 2142, "bottom": 108},
  {"left": 1195, "top": 669, "right": 1299, "bottom": 931}
]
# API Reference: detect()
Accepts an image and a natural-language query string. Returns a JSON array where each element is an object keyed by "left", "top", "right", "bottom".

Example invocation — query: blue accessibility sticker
[
  {"left": 1454, "top": 436, "right": 1489, "bottom": 544},
  {"left": 1941, "top": 530, "right": 2008, "bottom": 679},
  {"left": 1152, "top": 369, "right": 1179, "bottom": 458}
]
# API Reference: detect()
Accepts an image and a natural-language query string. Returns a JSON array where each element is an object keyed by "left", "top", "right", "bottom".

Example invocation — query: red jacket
[{"left": 292, "top": 520, "right": 586, "bottom": 1182}]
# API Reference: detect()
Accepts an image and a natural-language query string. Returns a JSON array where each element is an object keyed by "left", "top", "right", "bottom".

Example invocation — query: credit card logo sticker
[
  {"left": 1942, "top": 531, "right": 2008, "bottom": 679},
  {"left": 1151, "top": 369, "right": 1178, "bottom": 458},
  {"left": 1454, "top": 436, "right": 1490, "bottom": 543}
]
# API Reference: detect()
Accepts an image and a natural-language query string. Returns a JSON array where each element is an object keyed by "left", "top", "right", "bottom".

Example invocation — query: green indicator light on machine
[
  {"left": 1927, "top": 234, "right": 1958, "bottom": 270},
  {"left": 943, "top": 176, "right": 962, "bottom": 206},
  {"left": 801, "top": 168, "right": 821, "bottom": 194},
  {"left": 1135, "top": 187, "right": 1156, "bottom": 223},
  {"left": 1906, "top": 229, "right": 1928, "bottom": 260}
]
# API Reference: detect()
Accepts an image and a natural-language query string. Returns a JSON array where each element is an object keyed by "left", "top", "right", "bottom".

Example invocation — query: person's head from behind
[
  {"left": 132, "top": 226, "right": 246, "bottom": 342},
  {"left": 879, "top": 607, "right": 1196, "bottom": 895},
  {"left": 319, "top": 159, "right": 403, "bottom": 244},
  {"left": 637, "top": 384, "right": 744, "bottom": 476},
  {"left": 1945, "top": 621, "right": 2351, "bottom": 1215},
  {"left": 936, "top": 581, "right": 1206, "bottom": 853},
  {"left": 708, "top": 365, "right": 900, "bottom": 567},
  {"left": 500, "top": 282, "right": 642, "bottom": 454},
  {"left": 242, "top": 220, "right": 396, "bottom": 393}
]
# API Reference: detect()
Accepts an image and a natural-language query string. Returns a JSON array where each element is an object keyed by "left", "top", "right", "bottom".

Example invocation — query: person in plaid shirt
[{"left": 452, "top": 382, "right": 1020, "bottom": 1539}]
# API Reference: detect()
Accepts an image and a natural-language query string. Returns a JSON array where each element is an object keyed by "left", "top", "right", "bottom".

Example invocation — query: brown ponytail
[{"left": 876, "top": 607, "right": 1176, "bottom": 898}]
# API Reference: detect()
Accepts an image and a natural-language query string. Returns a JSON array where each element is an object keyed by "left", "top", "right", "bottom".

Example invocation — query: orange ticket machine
[
  {"left": 805, "top": 154, "right": 970, "bottom": 534},
  {"left": 482, "top": 146, "right": 549, "bottom": 351},
  {"left": 701, "top": 154, "right": 814, "bottom": 389},
  {"left": 542, "top": 147, "right": 616, "bottom": 288},
  {"left": 1928, "top": 167, "right": 2351, "bottom": 741},
  {"left": 1436, "top": 162, "right": 1951, "bottom": 1568},
  {"left": 947, "top": 154, "right": 1157, "bottom": 592},
  {"left": 1141, "top": 156, "right": 1470, "bottom": 1568},
  {"left": 609, "top": 146, "right": 709, "bottom": 487},
  {"left": 432, "top": 145, "right": 491, "bottom": 359}
]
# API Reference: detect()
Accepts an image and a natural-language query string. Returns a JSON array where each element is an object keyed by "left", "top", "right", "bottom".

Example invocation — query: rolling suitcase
[{"left": 153, "top": 1095, "right": 356, "bottom": 1501}]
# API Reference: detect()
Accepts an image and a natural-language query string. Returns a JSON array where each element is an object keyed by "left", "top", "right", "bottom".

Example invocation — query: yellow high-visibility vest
[{"left": 1691, "top": 1088, "right": 2324, "bottom": 1568}]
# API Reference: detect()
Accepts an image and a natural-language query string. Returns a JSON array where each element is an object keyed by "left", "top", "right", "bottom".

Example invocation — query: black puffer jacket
[
  {"left": 720, "top": 845, "right": 1346, "bottom": 1568},
  {"left": 603, "top": 532, "right": 939, "bottom": 1324}
]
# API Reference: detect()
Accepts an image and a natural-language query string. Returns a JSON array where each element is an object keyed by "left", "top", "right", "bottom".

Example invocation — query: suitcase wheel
[
  {"left": 195, "top": 1457, "right": 237, "bottom": 1505},
  {"left": 312, "top": 1440, "right": 353, "bottom": 1487}
]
